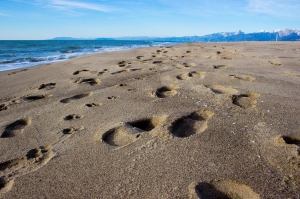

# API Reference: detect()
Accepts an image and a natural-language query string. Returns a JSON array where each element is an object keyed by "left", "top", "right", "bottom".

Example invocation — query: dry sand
[{"left": 0, "top": 42, "right": 300, "bottom": 198}]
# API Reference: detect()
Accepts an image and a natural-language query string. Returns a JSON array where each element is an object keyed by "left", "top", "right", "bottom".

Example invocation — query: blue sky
[{"left": 0, "top": 0, "right": 299, "bottom": 39}]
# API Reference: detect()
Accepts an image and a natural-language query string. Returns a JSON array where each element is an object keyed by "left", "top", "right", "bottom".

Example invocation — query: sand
[{"left": 0, "top": 42, "right": 300, "bottom": 198}]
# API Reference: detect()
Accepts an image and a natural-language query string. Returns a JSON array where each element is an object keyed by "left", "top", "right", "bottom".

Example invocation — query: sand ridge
[{"left": 0, "top": 42, "right": 300, "bottom": 198}]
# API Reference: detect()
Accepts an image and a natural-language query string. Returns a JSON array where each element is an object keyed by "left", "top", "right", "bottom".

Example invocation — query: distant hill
[{"left": 50, "top": 29, "right": 300, "bottom": 42}]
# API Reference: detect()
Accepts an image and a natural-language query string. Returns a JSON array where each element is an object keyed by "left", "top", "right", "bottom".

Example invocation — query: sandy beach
[{"left": 0, "top": 42, "right": 300, "bottom": 198}]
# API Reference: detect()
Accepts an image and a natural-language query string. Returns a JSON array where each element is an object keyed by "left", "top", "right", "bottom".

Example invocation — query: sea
[{"left": 0, "top": 40, "right": 178, "bottom": 72}]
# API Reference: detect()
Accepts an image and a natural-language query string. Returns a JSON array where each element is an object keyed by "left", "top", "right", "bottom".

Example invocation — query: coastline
[{"left": 1, "top": 42, "right": 300, "bottom": 198}]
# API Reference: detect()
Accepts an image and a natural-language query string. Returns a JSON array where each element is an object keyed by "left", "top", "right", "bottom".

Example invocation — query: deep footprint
[
  {"left": 188, "top": 180, "right": 260, "bottom": 199},
  {"left": 38, "top": 83, "right": 56, "bottom": 90},
  {"left": 169, "top": 110, "right": 214, "bottom": 138},
  {"left": 64, "top": 114, "right": 83, "bottom": 121},
  {"left": 1, "top": 118, "right": 31, "bottom": 138},
  {"left": 24, "top": 94, "right": 51, "bottom": 101},
  {"left": 102, "top": 116, "right": 165, "bottom": 147},
  {"left": 74, "top": 78, "right": 100, "bottom": 85},
  {"left": 155, "top": 86, "right": 178, "bottom": 98},
  {"left": 231, "top": 93, "right": 260, "bottom": 109}
]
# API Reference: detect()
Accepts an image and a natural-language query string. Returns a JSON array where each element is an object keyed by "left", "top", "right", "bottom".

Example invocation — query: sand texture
[{"left": 0, "top": 42, "right": 300, "bottom": 198}]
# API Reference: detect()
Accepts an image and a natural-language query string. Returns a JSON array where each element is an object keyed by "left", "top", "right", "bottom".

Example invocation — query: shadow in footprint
[
  {"left": 169, "top": 110, "right": 214, "bottom": 138},
  {"left": 0, "top": 104, "right": 9, "bottom": 111},
  {"left": 75, "top": 78, "right": 100, "bottom": 86},
  {"left": 102, "top": 116, "right": 166, "bottom": 147},
  {"left": 155, "top": 86, "right": 178, "bottom": 98},
  {"left": 189, "top": 180, "right": 260, "bottom": 199},
  {"left": 1, "top": 118, "right": 31, "bottom": 138},
  {"left": 24, "top": 95, "right": 51, "bottom": 101},
  {"left": 38, "top": 83, "right": 56, "bottom": 90},
  {"left": 64, "top": 114, "right": 82, "bottom": 121},
  {"left": 231, "top": 93, "right": 259, "bottom": 109},
  {"left": 60, "top": 92, "right": 92, "bottom": 103}
]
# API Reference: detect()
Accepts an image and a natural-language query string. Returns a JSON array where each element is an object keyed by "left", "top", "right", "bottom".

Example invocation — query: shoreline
[{"left": 1, "top": 42, "right": 300, "bottom": 198}]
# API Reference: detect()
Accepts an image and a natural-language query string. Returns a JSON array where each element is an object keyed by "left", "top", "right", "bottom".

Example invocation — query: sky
[{"left": 0, "top": 0, "right": 299, "bottom": 40}]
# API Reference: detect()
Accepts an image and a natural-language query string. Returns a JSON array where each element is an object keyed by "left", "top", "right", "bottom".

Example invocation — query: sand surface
[{"left": 0, "top": 42, "right": 300, "bottom": 198}]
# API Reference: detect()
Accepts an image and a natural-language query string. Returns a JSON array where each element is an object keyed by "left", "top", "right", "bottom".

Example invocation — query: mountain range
[{"left": 51, "top": 29, "right": 300, "bottom": 42}]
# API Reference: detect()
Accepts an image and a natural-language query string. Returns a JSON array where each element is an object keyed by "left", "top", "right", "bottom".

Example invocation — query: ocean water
[{"left": 0, "top": 40, "right": 176, "bottom": 72}]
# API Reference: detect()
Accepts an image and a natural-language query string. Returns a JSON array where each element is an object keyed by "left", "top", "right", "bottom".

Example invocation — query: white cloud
[
  {"left": 247, "top": 0, "right": 300, "bottom": 16},
  {"left": 48, "top": 0, "right": 112, "bottom": 12}
]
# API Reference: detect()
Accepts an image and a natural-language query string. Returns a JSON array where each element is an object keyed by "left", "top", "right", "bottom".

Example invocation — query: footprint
[
  {"left": 102, "top": 116, "right": 165, "bottom": 147},
  {"left": 108, "top": 96, "right": 118, "bottom": 100},
  {"left": 153, "top": 60, "right": 163, "bottom": 64},
  {"left": 231, "top": 93, "right": 260, "bottom": 109},
  {"left": 136, "top": 56, "right": 144, "bottom": 60},
  {"left": 0, "top": 178, "right": 14, "bottom": 198},
  {"left": 118, "top": 61, "right": 131, "bottom": 67},
  {"left": 1, "top": 118, "right": 31, "bottom": 138},
  {"left": 188, "top": 180, "right": 260, "bottom": 199},
  {"left": 62, "top": 126, "right": 84, "bottom": 134},
  {"left": 183, "top": 62, "right": 196, "bottom": 67},
  {"left": 213, "top": 65, "right": 227, "bottom": 69},
  {"left": 73, "top": 69, "right": 97, "bottom": 75},
  {"left": 268, "top": 61, "right": 281, "bottom": 66},
  {"left": 0, "top": 146, "right": 54, "bottom": 197},
  {"left": 85, "top": 103, "right": 101, "bottom": 107},
  {"left": 0, "top": 104, "right": 9, "bottom": 111},
  {"left": 7, "top": 69, "right": 28, "bottom": 75},
  {"left": 111, "top": 69, "right": 128, "bottom": 75},
  {"left": 177, "top": 71, "right": 206, "bottom": 80},
  {"left": 98, "top": 69, "right": 109, "bottom": 76},
  {"left": 206, "top": 85, "right": 238, "bottom": 95},
  {"left": 169, "top": 110, "right": 214, "bottom": 138},
  {"left": 60, "top": 92, "right": 92, "bottom": 103},
  {"left": 74, "top": 78, "right": 100, "bottom": 85},
  {"left": 155, "top": 86, "right": 178, "bottom": 98},
  {"left": 230, "top": 75, "right": 255, "bottom": 82},
  {"left": 38, "top": 83, "right": 56, "bottom": 90},
  {"left": 278, "top": 136, "right": 300, "bottom": 156},
  {"left": 64, "top": 114, "right": 83, "bottom": 121},
  {"left": 24, "top": 94, "right": 52, "bottom": 101}
]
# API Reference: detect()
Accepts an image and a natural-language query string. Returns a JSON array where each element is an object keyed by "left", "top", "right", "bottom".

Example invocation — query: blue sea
[{"left": 0, "top": 40, "right": 177, "bottom": 72}]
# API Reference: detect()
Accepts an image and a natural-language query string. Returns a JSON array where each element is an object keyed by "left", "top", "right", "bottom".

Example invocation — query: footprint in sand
[
  {"left": 169, "top": 110, "right": 214, "bottom": 138},
  {"left": 1, "top": 118, "right": 31, "bottom": 138},
  {"left": 118, "top": 61, "right": 131, "bottom": 67},
  {"left": 206, "top": 85, "right": 238, "bottom": 95},
  {"left": 102, "top": 116, "right": 166, "bottom": 147},
  {"left": 136, "top": 56, "right": 144, "bottom": 60},
  {"left": 73, "top": 69, "right": 97, "bottom": 75},
  {"left": 176, "top": 71, "right": 206, "bottom": 80},
  {"left": 107, "top": 96, "right": 118, "bottom": 100},
  {"left": 230, "top": 74, "right": 255, "bottom": 82},
  {"left": 7, "top": 69, "right": 28, "bottom": 76},
  {"left": 154, "top": 86, "right": 178, "bottom": 98},
  {"left": 183, "top": 62, "right": 197, "bottom": 68},
  {"left": 74, "top": 77, "right": 100, "bottom": 85},
  {"left": 0, "top": 104, "right": 9, "bottom": 111},
  {"left": 213, "top": 64, "right": 228, "bottom": 69},
  {"left": 64, "top": 114, "right": 83, "bottom": 121},
  {"left": 111, "top": 69, "right": 129, "bottom": 75},
  {"left": 98, "top": 69, "right": 109, "bottom": 76},
  {"left": 38, "top": 83, "right": 56, "bottom": 90},
  {"left": 231, "top": 92, "right": 260, "bottom": 109},
  {"left": 278, "top": 136, "right": 300, "bottom": 156},
  {"left": 60, "top": 92, "right": 92, "bottom": 103},
  {"left": 188, "top": 180, "right": 260, "bottom": 199},
  {"left": 268, "top": 60, "right": 281, "bottom": 66},
  {"left": 0, "top": 145, "right": 54, "bottom": 197},
  {"left": 85, "top": 103, "right": 101, "bottom": 107},
  {"left": 24, "top": 94, "right": 52, "bottom": 101},
  {"left": 63, "top": 126, "right": 84, "bottom": 134}
]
